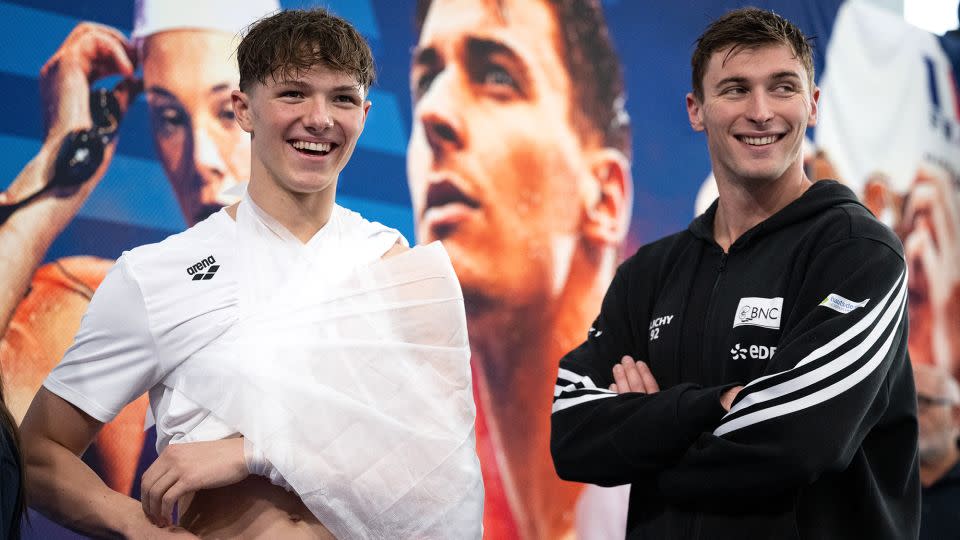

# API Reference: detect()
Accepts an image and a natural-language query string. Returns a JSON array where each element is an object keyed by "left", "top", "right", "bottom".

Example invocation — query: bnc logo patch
[
  {"left": 730, "top": 343, "right": 777, "bottom": 361},
  {"left": 733, "top": 297, "right": 783, "bottom": 329},
  {"left": 186, "top": 255, "right": 219, "bottom": 281}
]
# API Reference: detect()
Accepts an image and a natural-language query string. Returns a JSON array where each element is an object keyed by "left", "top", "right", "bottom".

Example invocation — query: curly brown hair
[
  {"left": 238, "top": 8, "right": 375, "bottom": 93},
  {"left": 691, "top": 7, "right": 815, "bottom": 102}
]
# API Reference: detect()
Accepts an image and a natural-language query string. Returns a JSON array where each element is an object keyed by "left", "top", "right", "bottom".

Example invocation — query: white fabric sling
[{"left": 163, "top": 198, "right": 483, "bottom": 538}]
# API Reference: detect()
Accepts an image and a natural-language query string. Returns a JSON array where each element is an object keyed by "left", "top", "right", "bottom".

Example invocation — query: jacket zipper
[
  {"left": 702, "top": 251, "right": 728, "bottom": 380},
  {"left": 688, "top": 251, "right": 726, "bottom": 539}
]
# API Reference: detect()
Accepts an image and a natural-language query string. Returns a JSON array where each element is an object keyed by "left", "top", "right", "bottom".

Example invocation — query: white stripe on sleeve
[{"left": 715, "top": 273, "right": 906, "bottom": 437}]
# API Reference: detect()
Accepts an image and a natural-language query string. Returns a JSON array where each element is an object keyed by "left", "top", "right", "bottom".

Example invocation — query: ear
[
  {"left": 232, "top": 89, "right": 254, "bottom": 133},
  {"left": 807, "top": 85, "right": 820, "bottom": 127},
  {"left": 359, "top": 99, "right": 372, "bottom": 132},
  {"left": 582, "top": 148, "right": 632, "bottom": 245},
  {"left": 686, "top": 92, "right": 704, "bottom": 132}
]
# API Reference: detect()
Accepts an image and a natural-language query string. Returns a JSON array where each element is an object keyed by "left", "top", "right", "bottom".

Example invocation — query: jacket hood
[{"left": 688, "top": 180, "right": 866, "bottom": 251}]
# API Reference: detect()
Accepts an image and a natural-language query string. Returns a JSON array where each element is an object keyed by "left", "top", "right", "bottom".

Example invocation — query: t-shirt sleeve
[{"left": 43, "top": 256, "right": 161, "bottom": 423}]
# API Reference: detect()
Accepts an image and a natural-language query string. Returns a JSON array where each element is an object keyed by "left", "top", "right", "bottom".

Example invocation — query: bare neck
[
  {"left": 466, "top": 245, "right": 615, "bottom": 538},
  {"left": 713, "top": 170, "right": 812, "bottom": 252},
  {"left": 246, "top": 179, "right": 337, "bottom": 244},
  {"left": 468, "top": 245, "right": 615, "bottom": 402}
]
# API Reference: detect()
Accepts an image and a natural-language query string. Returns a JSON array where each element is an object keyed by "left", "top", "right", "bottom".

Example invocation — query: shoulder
[
  {"left": 836, "top": 203, "right": 904, "bottom": 257},
  {"left": 808, "top": 201, "right": 904, "bottom": 260},
  {"left": 335, "top": 205, "right": 405, "bottom": 238},
  {"left": 3, "top": 258, "right": 111, "bottom": 375},
  {"left": 33, "top": 256, "right": 113, "bottom": 293},
  {"left": 334, "top": 204, "right": 408, "bottom": 257},
  {"left": 109, "top": 211, "right": 240, "bottom": 336},
  {"left": 17, "top": 256, "right": 112, "bottom": 320},
  {"left": 620, "top": 229, "right": 697, "bottom": 280},
  {"left": 119, "top": 211, "right": 238, "bottom": 296},
  {"left": 381, "top": 239, "right": 410, "bottom": 259},
  {"left": 786, "top": 181, "right": 904, "bottom": 260},
  {"left": 124, "top": 212, "right": 236, "bottom": 265}
]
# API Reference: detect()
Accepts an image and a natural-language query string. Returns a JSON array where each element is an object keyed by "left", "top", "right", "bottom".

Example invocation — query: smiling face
[
  {"left": 687, "top": 44, "right": 818, "bottom": 189},
  {"left": 233, "top": 64, "right": 370, "bottom": 201},
  {"left": 407, "top": 0, "right": 595, "bottom": 310},
  {"left": 142, "top": 30, "right": 251, "bottom": 225}
]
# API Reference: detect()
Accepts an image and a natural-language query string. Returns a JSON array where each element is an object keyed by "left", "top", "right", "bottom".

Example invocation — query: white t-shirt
[{"left": 44, "top": 199, "right": 404, "bottom": 451}]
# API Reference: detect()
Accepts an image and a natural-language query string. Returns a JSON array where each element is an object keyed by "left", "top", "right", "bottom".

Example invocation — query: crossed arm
[
  {"left": 551, "top": 237, "right": 911, "bottom": 499},
  {"left": 610, "top": 355, "right": 742, "bottom": 411}
]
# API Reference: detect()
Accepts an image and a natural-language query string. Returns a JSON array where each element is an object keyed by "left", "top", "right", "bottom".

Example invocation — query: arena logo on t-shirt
[
  {"left": 186, "top": 255, "right": 219, "bottom": 281},
  {"left": 733, "top": 297, "right": 783, "bottom": 329}
]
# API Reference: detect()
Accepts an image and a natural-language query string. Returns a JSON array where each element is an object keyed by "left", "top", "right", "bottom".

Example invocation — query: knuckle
[
  {"left": 70, "top": 23, "right": 96, "bottom": 36},
  {"left": 181, "top": 471, "right": 196, "bottom": 487},
  {"left": 148, "top": 481, "right": 164, "bottom": 498}
]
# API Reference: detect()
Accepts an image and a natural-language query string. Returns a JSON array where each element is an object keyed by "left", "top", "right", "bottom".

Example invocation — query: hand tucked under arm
[
  {"left": 658, "top": 238, "right": 911, "bottom": 502},
  {"left": 141, "top": 438, "right": 248, "bottom": 527},
  {"left": 21, "top": 388, "right": 197, "bottom": 538}
]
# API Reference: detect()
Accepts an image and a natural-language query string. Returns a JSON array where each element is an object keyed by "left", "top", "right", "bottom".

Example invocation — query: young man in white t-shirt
[{"left": 19, "top": 8, "right": 482, "bottom": 539}]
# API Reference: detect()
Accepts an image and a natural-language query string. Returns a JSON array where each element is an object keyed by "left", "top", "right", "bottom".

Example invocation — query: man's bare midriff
[{"left": 179, "top": 476, "right": 335, "bottom": 539}]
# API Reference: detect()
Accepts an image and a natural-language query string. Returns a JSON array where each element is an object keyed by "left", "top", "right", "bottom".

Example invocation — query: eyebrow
[
  {"left": 146, "top": 83, "right": 233, "bottom": 99},
  {"left": 273, "top": 79, "right": 362, "bottom": 94},
  {"left": 273, "top": 79, "right": 310, "bottom": 90},
  {"left": 714, "top": 71, "right": 803, "bottom": 87},
  {"left": 413, "top": 34, "right": 525, "bottom": 65},
  {"left": 412, "top": 45, "right": 440, "bottom": 69},
  {"left": 769, "top": 71, "right": 803, "bottom": 81},
  {"left": 465, "top": 36, "right": 524, "bottom": 69},
  {"left": 332, "top": 84, "right": 363, "bottom": 94}
]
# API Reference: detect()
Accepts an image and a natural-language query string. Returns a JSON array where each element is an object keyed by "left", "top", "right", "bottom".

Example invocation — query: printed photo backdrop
[{"left": 1, "top": 0, "right": 956, "bottom": 538}]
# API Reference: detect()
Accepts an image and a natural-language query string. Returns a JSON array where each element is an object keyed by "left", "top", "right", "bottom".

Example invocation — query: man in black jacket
[{"left": 551, "top": 7, "right": 920, "bottom": 539}]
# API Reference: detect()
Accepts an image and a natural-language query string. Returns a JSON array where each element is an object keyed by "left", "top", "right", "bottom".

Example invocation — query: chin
[
  {"left": 732, "top": 170, "right": 786, "bottom": 187},
  {"left": 285, "top": 179, "right": 336, "bottom": 195}
]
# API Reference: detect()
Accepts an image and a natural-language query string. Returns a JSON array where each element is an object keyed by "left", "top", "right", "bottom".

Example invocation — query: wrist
[
  {"left": 115, "top": 499, "right": 153, "bottom": 539},
  {"left": 243, "top": 437, "right": 268, "bottom": 476}
]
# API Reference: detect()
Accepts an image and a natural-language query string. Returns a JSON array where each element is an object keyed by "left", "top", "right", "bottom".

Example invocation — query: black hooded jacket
[{"left": 551, "top": 181, "right": 919, "bottom": 539}]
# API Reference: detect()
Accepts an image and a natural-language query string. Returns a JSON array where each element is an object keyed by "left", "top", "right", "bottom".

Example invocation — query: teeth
[
  {"left": 292, "top": 140, "right": 332, "bottom": 153},
  {"left": 741, "top": 135, "right": 778, "bottom": 146}
]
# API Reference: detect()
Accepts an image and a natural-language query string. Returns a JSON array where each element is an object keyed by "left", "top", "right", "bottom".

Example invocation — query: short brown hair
[
  {"left": 415, "top": 0, "right": 631, "bottom": 160},
  {"left": 238, "top": 8, "right": 375, "bottom": 93},
  {"left": 691, "top": 7, "right": 814, "bottom": 101}
]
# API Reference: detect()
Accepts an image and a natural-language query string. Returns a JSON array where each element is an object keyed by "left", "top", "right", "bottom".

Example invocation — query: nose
[
  {"left": 745, "top": 91, "right": 774, "bottom": 125},
  {"left": 415, "top": 70, "right": 465, "bottom": 160},
  {"left": 193, "top": 124, "right": 236, "bottom": 202},
  {"left": 193, "top": 123, "right": 227, "bottom": 186},
  {"left": 304, "top": 98, "right": 334, "bottom": 133}
]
